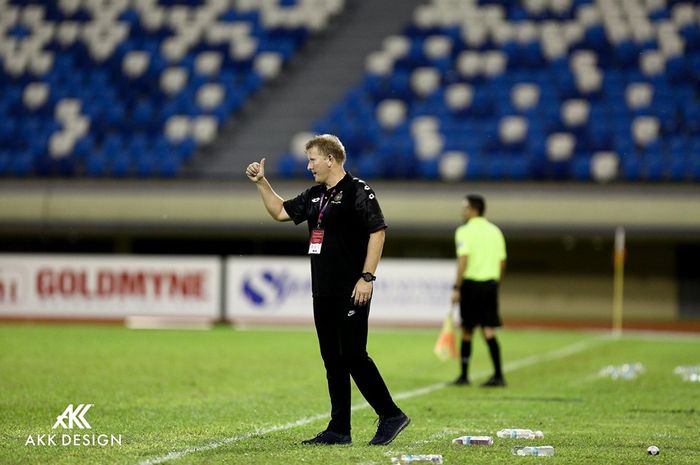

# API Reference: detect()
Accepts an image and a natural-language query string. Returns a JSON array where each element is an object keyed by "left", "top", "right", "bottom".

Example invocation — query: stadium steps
[{"left": 186, "top": 0, "right": 426, "bottom": 179}]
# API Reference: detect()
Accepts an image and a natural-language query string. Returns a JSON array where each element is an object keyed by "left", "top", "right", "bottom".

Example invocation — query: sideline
[{"left": 136, "top": 335, "right": 609, "bottom": 465}]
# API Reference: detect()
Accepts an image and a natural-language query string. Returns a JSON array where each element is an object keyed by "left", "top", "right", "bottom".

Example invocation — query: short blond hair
[{"left": 305, "top": 134, "right": 346, "bottom": 164}]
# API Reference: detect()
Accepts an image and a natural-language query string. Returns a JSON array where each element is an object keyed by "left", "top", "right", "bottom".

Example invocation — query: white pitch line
[{"left": 136, "top": 335, "right": 607, "bottom": 465}]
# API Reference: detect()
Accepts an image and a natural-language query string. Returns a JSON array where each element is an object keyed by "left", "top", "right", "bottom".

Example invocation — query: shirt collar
[{"left": 323, "top": 172, "right": 351, "bottom": 193}]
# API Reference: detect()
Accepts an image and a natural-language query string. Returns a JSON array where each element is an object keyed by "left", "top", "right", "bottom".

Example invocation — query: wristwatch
[{"left": 361, "top": 272, "right": 376, "bottom": 282}]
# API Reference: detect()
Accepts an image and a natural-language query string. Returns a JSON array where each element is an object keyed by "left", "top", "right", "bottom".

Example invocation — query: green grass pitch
[{"left": 1, "top": 324, "right": 699, "bottom": 465}]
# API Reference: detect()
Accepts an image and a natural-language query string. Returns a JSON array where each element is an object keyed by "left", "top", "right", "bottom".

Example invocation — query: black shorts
[{"left": 459, "top": 279, "right": 502, "bottom": 329}]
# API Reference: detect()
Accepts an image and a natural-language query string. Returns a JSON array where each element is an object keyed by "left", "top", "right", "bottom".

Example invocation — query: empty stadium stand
[
  {"left": 1, "top": 0, "right": 699, "bottom": 183},
  {"left": 279, "top": 0, "right": 700, "bottom": 182},
  {"left": 0, "top": 0, "right": 344, "bottom": 177}
]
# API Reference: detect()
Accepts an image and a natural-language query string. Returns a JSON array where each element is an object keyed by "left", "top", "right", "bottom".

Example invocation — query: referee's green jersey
[{"left": 455, "top": 217, "right": 506, "bottom": 282}]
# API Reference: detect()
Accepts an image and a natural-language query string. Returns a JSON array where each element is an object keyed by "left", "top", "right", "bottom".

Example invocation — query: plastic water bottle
[
  {"left": 452, "top": 435, "right": 494, "bottom": 445},
  {"left": 512, "top": 446, "right": 555, "bottom": 456},
  {"left": 497, "top": 429, "right": 544, "bottom": 439},
  {"left": 390, "top": 454, "right": 443, "bottom": 464}
]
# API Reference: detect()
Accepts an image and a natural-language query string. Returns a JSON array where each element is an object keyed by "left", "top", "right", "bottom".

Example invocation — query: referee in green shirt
[{"left": 451, "top": 194, "right": 507, "bottom": 387}]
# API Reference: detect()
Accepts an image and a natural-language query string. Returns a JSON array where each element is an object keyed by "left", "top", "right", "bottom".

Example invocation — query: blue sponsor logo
[{"left": 242, "top": 270, "right": 286, "bottom": 307}]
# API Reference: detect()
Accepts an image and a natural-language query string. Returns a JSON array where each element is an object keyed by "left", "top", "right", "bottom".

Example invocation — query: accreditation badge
[{"left": 308, "top": 228, "right": 325, "bottom": 254}]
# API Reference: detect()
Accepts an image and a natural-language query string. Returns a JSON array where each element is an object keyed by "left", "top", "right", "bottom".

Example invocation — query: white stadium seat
[
  {"left": 54, "top": 98, "right": 82, "bottom": 121},
  {"left": 229, "top": 36, "right": 257, "bottom": 61},
  {"left": 550, "top": 0, "right": 572, "bottom": 16},
  {"left": 461, "top": 22, "right": 488, "bottom": 48},
  {"left": 383, "top": 35, "right": 410, "bottom": 60},
  {"left": 482, "top": 51, "right": 507, "bottom": 78},
  {"left": 365, "top": 51, "right": 394, "bottom": 76},
  {"left": 254, "top": 52, "right": 283, "bottom": 80},
  {"left": 29, "top": 51, "right": 54, "bottom": 75},
  {"left": 491, "top": 22, "right": 515, "bottom": 45},
  {"left": 424, "top": 35, "right": 452, "bottom": 60},
  {"left": 575, "top": 67, "right": 603, "bottom": 94},
  {"left": 191, "top": 116, "right": 218, "bottom": 145},
  {"left": 196, "top": 83, "right": 225, "bottom": 111},
  {"left": 570, "top": 50, "right": 597, "bottom": 73},
  {"left": 512, "top": 83, "right": 540, "bottom": 111},
  {"left": 626, "top": 83, "right": 654, "bottom": 110},
  {"left": 547, "top": 133, "right": 575, "bottom": 161},
  {"left": 456, "top": 51, "right": 482, "bottom": 79},
  {"left": 376, "top": 99, "right": 407, "bottom": 130},
  {"left": 195, "top": 51, "right": 223, "bottom": 76},
  {"left": 563, "top": 22, "right": 584, "bottom": 46},
  {"left": 64, "top": 115, "right": 90, "bottom": 139},
  {"left": 576, "top": 4, "right": 602, "bottom": 27},
  {"left": 499, "top": 116, "right": 528, "bottom": 144},
  {"left": 591, "top": 151, "right": 619, "bottom": 183},
  {"left": 160, "top": 67, "right": 188, "bottom": 96},
  {"left": 439, "top": 151, "right": 468, "bottom": 181},
  {"left": 410, "top": 67, "right": 441, "bottom": 98},
  {"left": 165, "top": 116, "right": 191, "bottom": 143},
  {"left": 123, "top": 51, "right": 150, "bottom": 79},
  {"left": 415, "top": 132, "right": 445, "bottom": 160},
  {"left": 290, "top": 131, "right": 314, "bottom": 161},
  {"left": 49, "top": 131, "right": 76, "bottom": 159},
  {"left": 561, "top": 99, "right": 590, "bottom": 127},
  {"left": 671, "top": 3, "right": 696, "bottom": 28},
  {"left": 445, "top": 83, "right": 474, "bottom": 111},
  {"left": 515, "top": 21, "right": 539, "bottom": 44},
  {"left": 140, "top": 8, "right": 165, "bottom": 32},
  {"left": 523, "top": 0, "right": 547, "bottom": 16},
  {"left": 161, "top": 37, "right": 188, "bottom": 62},
  {"left": 56, "top": 22, "right": 80, "bottom": 47},
  {"left": 413, "top": 5, "right": 439, "bottom": 29},
  {"left": 411, "top": 116, "right": 440, "bottom": 138},
  {"left": 58, "top": 0, "right": 82, "bottom": 16},
  {"left": 632, "top": 116, "right": 660, "bottom": 146},
  {"left": 640, "top": 50, "right": 665, "bottom": 76},
  {"left": 23, "top": 82, "right": 50, "bottom": 110}
]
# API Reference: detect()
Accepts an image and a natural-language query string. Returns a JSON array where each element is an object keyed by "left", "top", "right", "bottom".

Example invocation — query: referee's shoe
[{"left": 369, "top": 412, "right": 411, "bottom": 445}]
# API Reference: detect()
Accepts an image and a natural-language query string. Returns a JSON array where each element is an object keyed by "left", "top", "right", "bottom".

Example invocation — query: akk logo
[
  {"left": 52, "top": 404, "right": 93, "bottom": 430},
  {"left": 26, "top": 403, "right": 122, "bottom": 447}
]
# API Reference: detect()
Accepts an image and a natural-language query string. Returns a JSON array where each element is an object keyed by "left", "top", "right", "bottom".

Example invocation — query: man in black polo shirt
[{"left": 245, "top": 134, "right": 410, "bottom": 446}]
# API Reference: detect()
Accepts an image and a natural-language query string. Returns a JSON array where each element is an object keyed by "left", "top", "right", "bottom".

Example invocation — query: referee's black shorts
[{"left": 459, "top": 279, "right": 502, "bottom": 330}]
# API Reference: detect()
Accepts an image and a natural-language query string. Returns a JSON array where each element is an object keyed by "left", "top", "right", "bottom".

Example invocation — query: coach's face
[{"left": 307, "top": 146, "right": 332, "bottom": 185}]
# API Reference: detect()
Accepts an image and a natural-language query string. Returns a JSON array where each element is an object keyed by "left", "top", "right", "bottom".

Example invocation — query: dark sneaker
[
  {"left": 301, "top": 430, "right": 351, "bottom": 445},
  {"left": 480, "top": 375, "right": 506, "bottom": 387},
  {"left": 452, "top": 376, "right": 470, "bottom": 386},
  {"left": 369, "top": 413, "right": 411, "bottom": 445}
]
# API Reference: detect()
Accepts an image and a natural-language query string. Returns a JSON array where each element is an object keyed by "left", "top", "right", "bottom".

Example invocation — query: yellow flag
[{"left": 433, "top": 312, "right": 458, "bottom": 361}]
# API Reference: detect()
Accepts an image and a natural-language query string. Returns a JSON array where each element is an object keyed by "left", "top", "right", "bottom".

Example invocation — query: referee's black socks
[
  {"left": 460, "top": 340, "right": 472, "bottom": 380},
  {"left": 486, "top": 337, "right": 503, "bottom": 379}
]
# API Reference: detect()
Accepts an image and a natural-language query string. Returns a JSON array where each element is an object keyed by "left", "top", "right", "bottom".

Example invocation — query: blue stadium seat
[
  {"left": 572, "top": 156, "right": 591, "bottom": 181},
  {"left": 0, "top": 1, "right": 344, "bottom": 177}
]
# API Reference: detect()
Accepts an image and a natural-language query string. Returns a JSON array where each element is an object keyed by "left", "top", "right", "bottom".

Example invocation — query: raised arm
[{"left": 245, "top": 158, "right": 291, "bottom": 222}]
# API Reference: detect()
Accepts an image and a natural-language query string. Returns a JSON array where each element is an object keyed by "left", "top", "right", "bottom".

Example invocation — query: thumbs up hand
[{"left": 245, "top": 157, "right": 266, "bottom": 183}]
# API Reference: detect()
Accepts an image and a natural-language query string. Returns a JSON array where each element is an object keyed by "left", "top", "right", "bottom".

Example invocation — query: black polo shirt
[{"left": 283, "top": 172, "right": 387, "bottom": 298}]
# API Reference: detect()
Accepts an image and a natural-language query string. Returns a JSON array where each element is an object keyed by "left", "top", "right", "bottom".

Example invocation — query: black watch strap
[{"left": 361, "top": 272, "right": 376, "bottom": 282}]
